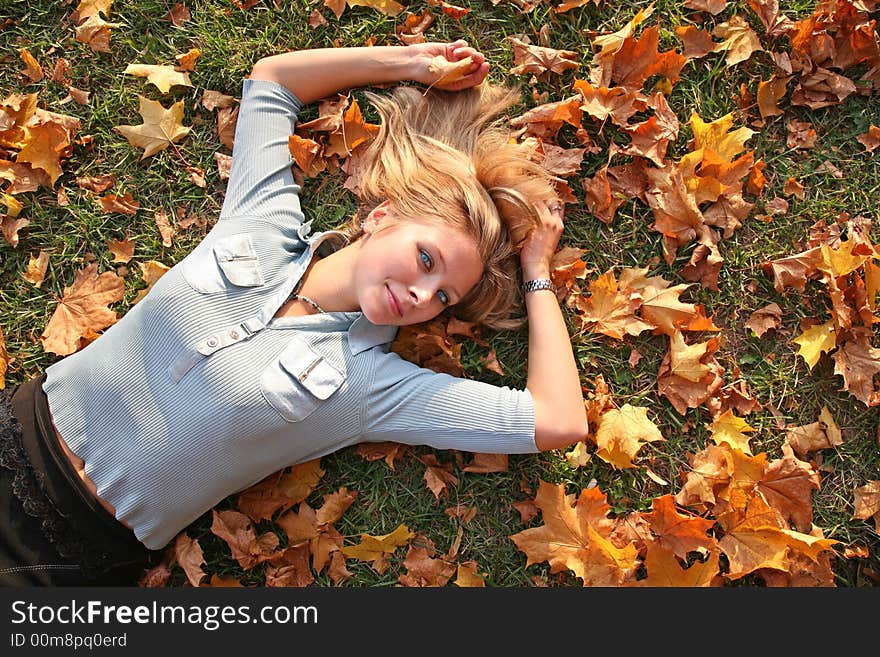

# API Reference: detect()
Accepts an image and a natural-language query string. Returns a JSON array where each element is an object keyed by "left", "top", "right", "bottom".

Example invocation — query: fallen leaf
[
  {"left": 40, "top": 262, "right": 124, "bottom": 356},
  {"left": 21, "top": 249, "right": 49, "bottom": 287},
  {"left": 594, "top": 404, "right": 665, "bottom": 469},
  {"left": 124, "top": 64, "right": 193, "bottom": 94},
  {"left": 114, "top": 95, "right": 191, "bottom": 159}
]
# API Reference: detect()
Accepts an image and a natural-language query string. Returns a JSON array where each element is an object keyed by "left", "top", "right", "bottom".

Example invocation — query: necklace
[{"left": 289, "top": 293, "right": 325, "bottom": 314}]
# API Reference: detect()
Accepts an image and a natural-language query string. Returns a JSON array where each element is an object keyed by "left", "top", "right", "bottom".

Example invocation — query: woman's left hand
[{"left": 407, "top": 40, "right": 490, "bottom": 91}]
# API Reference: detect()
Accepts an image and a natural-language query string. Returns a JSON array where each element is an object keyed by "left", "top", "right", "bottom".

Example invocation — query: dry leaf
[{"left": 114, "top": 95, "right": 191, "bottom": 159}]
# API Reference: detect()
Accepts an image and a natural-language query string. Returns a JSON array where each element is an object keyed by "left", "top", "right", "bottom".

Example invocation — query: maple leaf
[
  {"left": 421, "top": 452, "right": 459, "bottom": 498},
  {"left": 461, "top": 452, "right": 508, "bottom": 473},
  {"left": 132, "top": 260, "right": 170, "bottom": 305},
  {"left": 852, "top": 480, "right": 880, "bottom": 532},
  {"left": 591, "top": 25, "right": 687, "bottom": 91},
  {"left": 675, "top": 444, "right": 733, "bottom": 511},
  {"left": 210, "top": 509, "right": 280, "bottom": 570},
  {"left": 509, "top": 481, "right": 640, "bottom": 586},
  {"left": 114, "top": 95, "right": 191, "bottom": 159},
  {"left": 709, "top": 409, "right": 756, "bottom": 454},
  {"left": 340, "top": 523, "right": 414, "bottom": 572},
  {"left": 96, "top": 192, "right": 139, "bottom": 215},
  {"left": 454, "top": 561, "right": 486, "bottom": 587},
  {"left": 575, "top": 269, "right": 653, "bottom": 340},
  {"left": 745, "top": 302, "right": 783, "bottom": 337},
  {"left": 236, "top": 459, "right": 324, "bottom": 522},
  {"left": 590, "top": 4, "right": 656, "bottom": 56},
  {"left": 792, "top": 319, "right": 836, "bottom": 370},
  {"left": 594, "top": 403, "right": 665, "bottom": 469},
  {"left": 639, "top": 495, "right": 718, "bottom": 560},
  {"left": 426, "top": 55, "right": 474, "bottom": 89},
  {"left": 173, "top": 533, "right": 206, "bottom": 587},
  {"left": 632, "top": 278, "right": 698, "bottom": 337},
  {"left": 508, "top": 36, "right": 579, "bottom": 79},
  {"left": 123, "top": 64, "right": 193, "bottom": 94},
  {"left": 288, "top": 134, "right": 326, "bottom": 177},
  {"left": 657, "top": 336, "right": 725, "bottom": 416},
  {"left": 719, "top": 494, "right": 837, "bottom": 581},
  {"left": 265, "top": 544, "right": 314, "bottom": 587},
  {"left": 40, "top": 263, "right": 124, "bottom": 356},
  {"left": 565, "top": 441, "right": 592, "bottom": 468},
  {"left": 668, "top": 331, "right": 715, "bottom": 383},
  {"left": 106, "top": 235, "right": 134, "bottom": 263},
  {"left": 785, "top": 406, "right": 843, "bottom": 457},
  {"left": 346, "top": 0, "right": 405, "bottom": 16},
  {"left": 74, "top": 14, "right": 121, "bottom": 52},
  {"left": 16, "top": 121, "right": 71, "bottom": 187},
  {"left": 632, "top": 542, "right": 722, "bottom": 587},
  {"left": 398, "top": 537, "right": 457, "bottom": 587},
  {"left": 764, "top": 246, "right": 823, "bottom": 292},
  {"left": 711, "top": 15, "right": 763, "bottom": 67},
  {"left": 70, "top": 0, "right": 115, "bottom": 22},
  {"left": 323, "top": 98, "right": 379, "bottom": 158},
  {"left": 857, "top": 125, "right": 880, "bottom": 152},
  {"left": 21, "top": 249, "right": 49, "bottom": 287},
  {"left": 757, "top": 444, "right": 821, "bottom": 533},
  {"left": 832, "top": 330, "right": 880, "bottom": 405},
  {"left": 355, "top": 441, "right": 407, "bottom": 469}
]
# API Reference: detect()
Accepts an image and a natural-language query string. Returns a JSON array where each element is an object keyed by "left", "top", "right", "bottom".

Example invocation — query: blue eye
[
  {"left": 419, "top": 249, "right": 433, "bottom": 269},
  {"left": 419, "top": 249, "right": 449, "bottom": 305}
]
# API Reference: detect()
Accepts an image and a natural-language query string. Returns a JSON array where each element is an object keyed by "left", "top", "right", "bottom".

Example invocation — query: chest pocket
[
  {"left": 261, "top": 336, "right": 346, "bottom": 422},
  {"left": 181, "top": 233, "right": 264, "bottom": 293}
]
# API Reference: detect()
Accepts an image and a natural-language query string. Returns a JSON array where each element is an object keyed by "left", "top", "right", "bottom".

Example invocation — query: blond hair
[{"left": 336, "top": 82, "right": 560, "bottom": 330}]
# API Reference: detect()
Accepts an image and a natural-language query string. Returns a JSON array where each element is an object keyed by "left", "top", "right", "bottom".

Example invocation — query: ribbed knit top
[{"left": 42, "top": 79, "right": 536, "bottom": 550}]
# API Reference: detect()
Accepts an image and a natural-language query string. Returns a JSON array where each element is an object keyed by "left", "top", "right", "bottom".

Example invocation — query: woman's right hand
[
  {"left": 406, "top": 40, "right": 490, "bottom": 91},
  {"left": 520, "top": 199, "right": 564, "bottom": 280}
]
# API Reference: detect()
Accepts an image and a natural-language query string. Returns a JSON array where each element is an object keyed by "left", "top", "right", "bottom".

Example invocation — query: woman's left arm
[{"left": 249, "top": 41, "right": 490, "bottom": 104}]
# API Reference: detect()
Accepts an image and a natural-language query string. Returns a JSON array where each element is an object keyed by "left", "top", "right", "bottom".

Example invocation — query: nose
[{"left": 408, "top": 284, "right": 434, "bottom": 307}]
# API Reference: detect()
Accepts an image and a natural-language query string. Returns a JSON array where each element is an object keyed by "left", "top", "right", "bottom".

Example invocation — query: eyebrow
[{"left": 433, "top": 244, "right": 460, "bottom": 303}]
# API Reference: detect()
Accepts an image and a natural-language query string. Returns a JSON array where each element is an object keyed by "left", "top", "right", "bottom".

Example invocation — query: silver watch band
[{"left": 522, "top": 278, "right": 556, "bottom": 294}]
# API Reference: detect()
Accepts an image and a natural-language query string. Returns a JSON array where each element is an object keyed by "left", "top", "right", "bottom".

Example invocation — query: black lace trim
[{"left": 0, "top": 386, "right": 117, "bottom": 579}]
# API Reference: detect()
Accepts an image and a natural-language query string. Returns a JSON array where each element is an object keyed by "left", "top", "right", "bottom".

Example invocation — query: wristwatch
[{"left": 522, "top": 278, "right": 556, "bottom": 294}]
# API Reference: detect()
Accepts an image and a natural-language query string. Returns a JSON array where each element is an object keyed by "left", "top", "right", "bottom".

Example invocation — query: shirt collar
[{"left": 298, "top": 226, "right": 398, "bottom": 354}]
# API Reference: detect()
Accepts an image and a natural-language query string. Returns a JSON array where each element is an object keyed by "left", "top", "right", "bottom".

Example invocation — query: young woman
[{"left": 0, "top": 40, "right": 588, "bottom": 586}]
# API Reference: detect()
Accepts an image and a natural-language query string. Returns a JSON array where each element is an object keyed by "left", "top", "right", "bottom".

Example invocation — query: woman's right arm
[{"left": 520, "top": 201, "right": 590, "bottom": 451}]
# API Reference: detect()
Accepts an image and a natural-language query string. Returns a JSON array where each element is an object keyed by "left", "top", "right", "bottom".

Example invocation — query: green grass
[{"left": 1, "top": 0, "right": 878, "bottom": 588}]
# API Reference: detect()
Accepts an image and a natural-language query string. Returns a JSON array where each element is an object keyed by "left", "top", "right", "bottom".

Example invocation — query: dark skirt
[{"left": 1, "top": 374, "right": 161, "bottom": 586}]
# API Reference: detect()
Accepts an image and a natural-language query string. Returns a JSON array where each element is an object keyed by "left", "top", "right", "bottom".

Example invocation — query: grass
[{"left": 1, "top": 0, "right": 878, "bottom": 588}]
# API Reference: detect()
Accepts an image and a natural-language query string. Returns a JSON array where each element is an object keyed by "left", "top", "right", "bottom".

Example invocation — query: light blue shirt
[{"left": 43, "top": 79, "right": 536, "bottom": 550}]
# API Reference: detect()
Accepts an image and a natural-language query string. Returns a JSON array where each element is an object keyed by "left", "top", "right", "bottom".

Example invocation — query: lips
[{"left": 386, "top": 284, "right": 403, "bottom": 317}]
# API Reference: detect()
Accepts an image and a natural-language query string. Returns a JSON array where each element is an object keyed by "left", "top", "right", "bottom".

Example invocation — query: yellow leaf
[
  {"left": 453, "top": 562, "right": 486, "bottom": 587},
  {"left": 114, "top": 95, "right": 191, "bottom": 159},
  {"left": 427, "top": 55, "right": 474, "bottom": 87},
  {"left": 346, "top": 0, "right": 404, "bottom": 16},
  {"left": 21, "top": 249, "right": 49, "bottom": 287},
  {"left": 340, "top": 524, "right": 414, "bottom": 561},
  {"left": 711, "top": 14, "right": 763, "bottom": 67},
  {"left": 595, "top": 404, "right": 664, "bottom": 470},
  {"left": 792, "top": 320, "right": 836, "bottom": 370},
  {"left": 564, "top": 441, "right": 592, "bottom": 468},
  {"left": 708, "top": 409, "right": 755, "bottom": 455},
  {"left": 124, "top": 64, "right": 193, "bottom": 94},
  {"left": 132, "top": 260, "right": 170, "bottom": 304},
  {"left": 591, "top": 3, "right": 655, "bottom": 55},
  {"left": 818, "top": 240, "right": 870, "bottom": 278},
  {"left": 688, "top": 112, "right": 754, "bottom": 163},
  {"left": 669, "top": 330, "right": 711, "bottom": 382}
]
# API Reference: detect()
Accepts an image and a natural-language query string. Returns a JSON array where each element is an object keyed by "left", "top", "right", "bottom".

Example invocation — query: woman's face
[{"left": 353, "top": 203, "right": 484, "bottom": 326}]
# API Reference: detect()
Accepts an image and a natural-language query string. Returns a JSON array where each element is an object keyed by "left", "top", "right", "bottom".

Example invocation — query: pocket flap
[
  {"left": 212, "top": 234, "right": 263, "bottom": 287},
  {"left": 278, "top": 338, "right": 345, "bottom": 400}
]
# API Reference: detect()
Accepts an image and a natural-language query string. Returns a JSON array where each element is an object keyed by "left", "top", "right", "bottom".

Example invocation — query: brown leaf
[
  {"left": 744, "top": 302, "right": 782, "bottom": 337},
  {"left": 21, "top": 249, "right": 49, "bottom": 287},
  {"left": 210, "top": 509, "right": 280, "bottom": 570},
  {"left": 832, "top": 331, "right": 880, "bottom": 405},
  {"left": 154, "top": 208, "right": 175, "bottom": 247},
  {"left": 785, "top": 406, "right": 843, "bottom": 457},
  {"left": 398, "top": 537, "right": 457, "bottom": 587},
  {"left": 20, "top": 48, "right": 44, "bottom": 82},
  {"left": 106, "top": 234, "right": 134, "bottom": 263},
  {"left": 508, "top": 36, "right": 579, "bottom": 79},
  {"left": 74, "top": 14, "right": 121, "bottom": 53},
  {"left": 454, "top": 561, "right": 486, "bottom": 587},
  {"left": 76, "top": 173, "right": 116, "bottom": 193},
  {"left": 217, "top": 106, "right": 237, "bottom": 150},
  {"left": 461, "top": 452, "right": 508, "bottom": 473},
  {"left": 265, "top": 544, "right": 314, "bottom": 587},
  {"left": 97, "top": 192, "right": 139, "bottom": 215},
  {"left": 857, "top": 125, "right": 880, "bottom": 153},
  {"left": 40, "top": 263, "right": 124, "bottom": 356},
  {"left": 236, "top": 459, "right": 325, "bottom": 523},
  {"left": 201, "top": 90, "right": 237, "bottom": 111},
  {"left": 852, "top": 480, "right": 880, "bottom": 532},
  {"left": 173, "top": 533, "right": 206, "bottom": 587},
  {"left": 712, "top": 15, "right": 763, "bottom": 67},
  {"left": 639, "top": 495, "right": 717, "bottom": 560},
  {"left": 167, "top": 2, "right": 191, "bottom": 26},
  {"left": 421, "top": 453, "right": 458, "bottom": 498}
]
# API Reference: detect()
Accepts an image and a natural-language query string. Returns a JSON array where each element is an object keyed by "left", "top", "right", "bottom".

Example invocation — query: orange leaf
[
  {"left": 509, "top": 480, "right": 641, "bottom": 586},
  {"left": 40, "top": 263, "right": 124, "bottom": 356}
]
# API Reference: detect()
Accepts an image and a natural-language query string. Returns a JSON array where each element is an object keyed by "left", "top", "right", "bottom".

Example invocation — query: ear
[{"left": 363, "top": 200, "right": 392, "bottom": 234}]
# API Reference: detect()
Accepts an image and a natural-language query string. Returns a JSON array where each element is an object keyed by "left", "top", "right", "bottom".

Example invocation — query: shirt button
[
  {"left": 206, "top": 337, "right": 218, "bottom": 347},
  {"left": 230, "top": 330, "right": 240, "bottom": 339}
]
